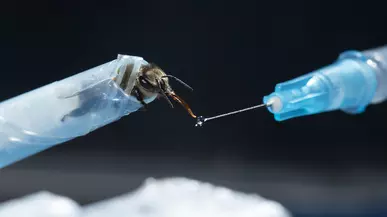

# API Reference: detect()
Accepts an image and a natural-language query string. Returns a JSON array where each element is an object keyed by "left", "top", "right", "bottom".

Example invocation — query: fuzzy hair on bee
[
  {"left": 126, "top": 63, "right": 196, "bottom": 117},
  {"left": 60, "top": 62, "right": 196, "bottom": 122}
]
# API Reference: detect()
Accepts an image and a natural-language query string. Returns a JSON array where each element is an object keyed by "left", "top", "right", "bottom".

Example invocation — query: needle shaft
[{"left": 205, "top": 103, "right": 267, "bottom": 122}]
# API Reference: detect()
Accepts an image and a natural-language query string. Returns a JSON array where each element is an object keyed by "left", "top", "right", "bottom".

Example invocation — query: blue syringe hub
[{"left": 263, "top": 51, "right": 379, "bottom": 121}]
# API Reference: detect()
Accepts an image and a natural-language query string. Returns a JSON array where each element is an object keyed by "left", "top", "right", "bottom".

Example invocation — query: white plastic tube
[{"left": 0, "top": 54, "right": 152, "bottom": 168}]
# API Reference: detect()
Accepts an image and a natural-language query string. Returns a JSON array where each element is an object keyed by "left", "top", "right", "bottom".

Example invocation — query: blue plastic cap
[{"left": 263, "top": 51, "right": 377, "bottom": 121}]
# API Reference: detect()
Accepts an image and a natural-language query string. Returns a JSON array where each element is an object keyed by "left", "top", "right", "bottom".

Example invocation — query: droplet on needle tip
[{"left": 195, "top": 116, "right": 206, "bottom": 127}]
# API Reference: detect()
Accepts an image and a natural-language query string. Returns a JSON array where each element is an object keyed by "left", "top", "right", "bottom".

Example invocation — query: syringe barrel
[
  {"left": 264, "top": 45, "right": 387, "bottom": 121},
  {"left": 362, "top": 45, "right": 387, "bottom": 104},
  {"left": 0, "top": 55, "right": 149, "bottom": 168}
]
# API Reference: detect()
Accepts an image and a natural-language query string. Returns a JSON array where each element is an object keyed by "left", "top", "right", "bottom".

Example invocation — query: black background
[{"left": 1, "top": 0, "right": 387, "bottom": 216}]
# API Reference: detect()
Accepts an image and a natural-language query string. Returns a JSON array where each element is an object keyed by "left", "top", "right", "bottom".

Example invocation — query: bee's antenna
[{"left": 162, "top": 75, "right": 193, "bottom": 92}]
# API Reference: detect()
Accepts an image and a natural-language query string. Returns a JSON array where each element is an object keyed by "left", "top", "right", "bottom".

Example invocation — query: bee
[
  {"left": 126, "top": 63, "right": 196, "bottom": 116},
  {"left": 60, "top": 62, "right": 196, "bottom": 122}
]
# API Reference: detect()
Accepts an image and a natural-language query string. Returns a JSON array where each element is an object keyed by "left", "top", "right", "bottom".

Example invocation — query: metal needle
[{"left": 195, "top": 103, "right": 268, "bottom": 127}]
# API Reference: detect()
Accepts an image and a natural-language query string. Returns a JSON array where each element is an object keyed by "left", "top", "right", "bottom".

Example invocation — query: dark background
[{"left": 1, "top": 0, "right": 387, "bottom": 216}]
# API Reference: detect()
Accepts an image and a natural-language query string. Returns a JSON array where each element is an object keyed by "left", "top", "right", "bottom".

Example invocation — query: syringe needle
[{"left": 195, "top": 103, "right": 268, "bottom": 127}]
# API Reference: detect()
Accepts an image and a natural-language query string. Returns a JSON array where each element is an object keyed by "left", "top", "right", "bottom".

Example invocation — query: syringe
[{"left": 196, "top": 45, "right": 387, "bottom": 126}]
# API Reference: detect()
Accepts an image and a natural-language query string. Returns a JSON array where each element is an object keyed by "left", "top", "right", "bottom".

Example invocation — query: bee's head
[
  {"left": 137, "top": 64, "right": 171, "bottom": 94},
  {"left": 136, "top": 63, "right": 196, "bottom": 118}
]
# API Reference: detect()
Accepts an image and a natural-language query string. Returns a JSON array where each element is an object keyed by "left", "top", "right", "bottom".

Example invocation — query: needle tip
[{"left": 195, "top": 116, "right": 206, "bottom": 127}]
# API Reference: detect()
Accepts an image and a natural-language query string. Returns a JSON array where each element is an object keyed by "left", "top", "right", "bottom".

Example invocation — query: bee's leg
[
  {"left": 133, "top": 86, "right": 148, "bottom": 111},
  {"left": 61, "top": 107, "right": 91, "bottom": 122},
  {"left": 61, "top": 108, "right": 81, "bottom": 122},
  {"left": 61, "top": 111, "right": 73, "bottom": 122},
  {"left": 61, "top": 114, "right": 70, "bottom": 122}
]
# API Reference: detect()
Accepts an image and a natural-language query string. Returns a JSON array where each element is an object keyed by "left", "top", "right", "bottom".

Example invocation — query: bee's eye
[{"left": 139, "top": 76, "right": 154, "bottom": 90}]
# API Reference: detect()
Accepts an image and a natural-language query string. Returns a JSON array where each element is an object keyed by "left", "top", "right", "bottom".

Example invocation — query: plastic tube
[
  {"left": 263, "top": 45, "right": 387, "bottom": 121},
  {"left": 0, "top": 54, "right": 153, "bottom": 168}
]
